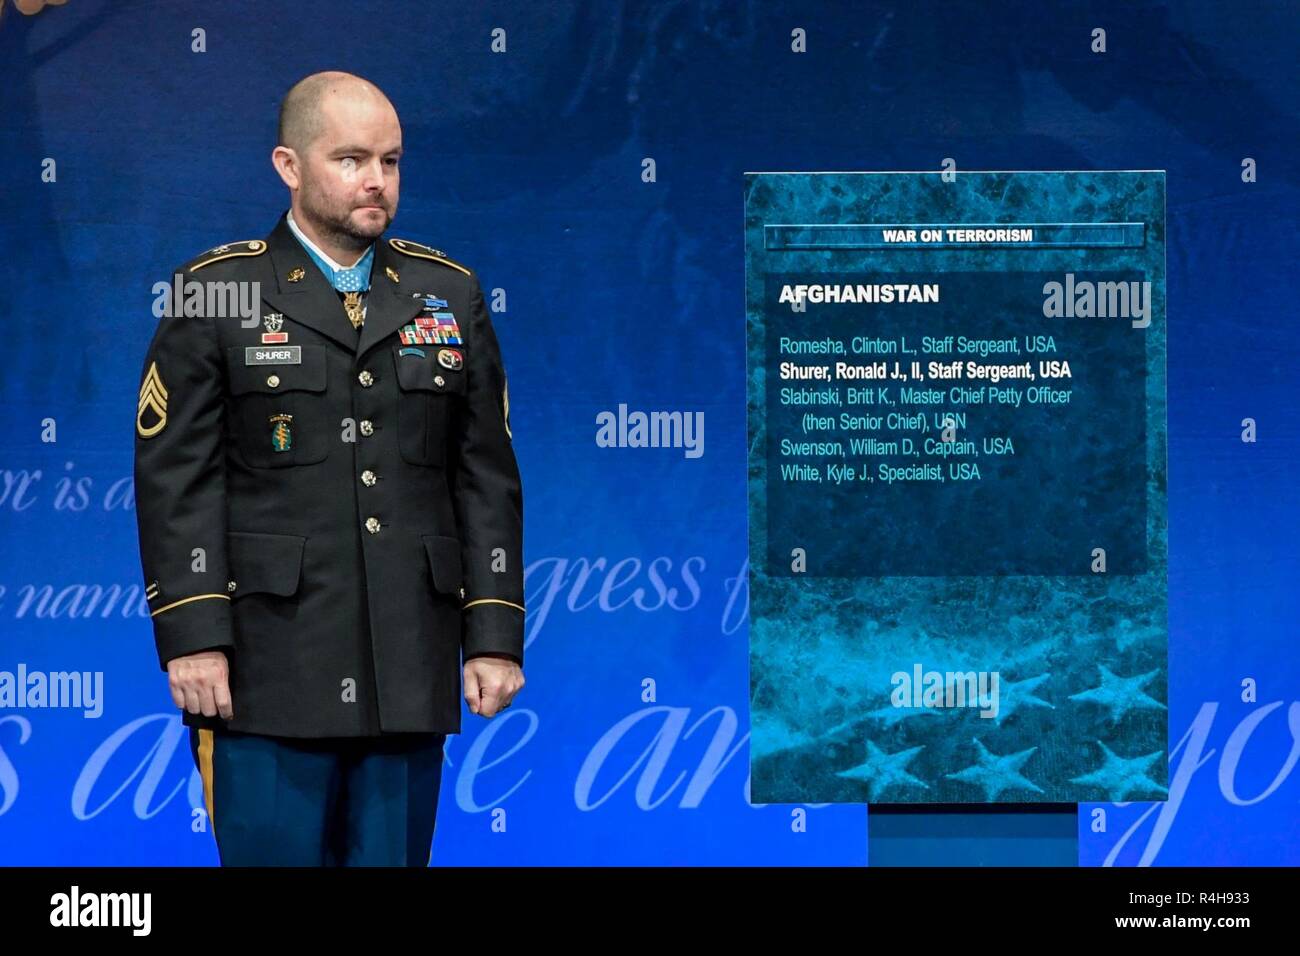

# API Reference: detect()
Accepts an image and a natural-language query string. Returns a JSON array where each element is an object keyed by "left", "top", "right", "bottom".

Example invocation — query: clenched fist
[
  {"left": 464, "top": 654, "right": 524, "bottom": 718},
  {"left": 167, "top": 649, "right": 233, "bottom": 719}
]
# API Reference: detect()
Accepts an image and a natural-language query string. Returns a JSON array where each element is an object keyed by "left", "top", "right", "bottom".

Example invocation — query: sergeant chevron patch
[{"left": 136, "top": 361, "right": 168, "bottom": 438}]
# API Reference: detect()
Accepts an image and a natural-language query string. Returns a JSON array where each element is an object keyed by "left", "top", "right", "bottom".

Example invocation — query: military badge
[
  {"left": 410, "top": 292, "right": 448, "bottom": 309},
  {"left": 269, "top": 413, "right": 293, "bottom": 452},
  {"left": 287, "top": 267, "right": 306, "bottom": 283},
  {"left": 436, "top": 348, "right": 463, "bottom": 371},
  {"left": 262, "top": 312, "right": 288, "bottom": 344}
]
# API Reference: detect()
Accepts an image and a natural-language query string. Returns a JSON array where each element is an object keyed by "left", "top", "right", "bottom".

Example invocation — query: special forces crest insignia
[{"left": 269, "top": 413, "right": 293, "bottom": 452}]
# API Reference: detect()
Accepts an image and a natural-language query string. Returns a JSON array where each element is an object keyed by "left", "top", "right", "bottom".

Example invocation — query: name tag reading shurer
[{"left": 245, "top": 346, "right": 302, "bottom": 365}]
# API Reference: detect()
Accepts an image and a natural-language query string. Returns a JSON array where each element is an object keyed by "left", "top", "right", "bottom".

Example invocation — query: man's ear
[{"left": 271, "top": 146, "right": 301, "bottom": 190}]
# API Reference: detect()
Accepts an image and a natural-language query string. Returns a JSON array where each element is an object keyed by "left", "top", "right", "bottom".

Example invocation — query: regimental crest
[
  {"left": 269, "top": 413, "right": 293, "bottom": 452},
  {"left": 262, "top": 312, "right": 288, "bottom": 344},
  {"left": 136, "top": 361, "right": 168, "bottom": 438}
]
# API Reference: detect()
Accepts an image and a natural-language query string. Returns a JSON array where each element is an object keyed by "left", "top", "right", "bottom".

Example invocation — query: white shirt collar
[{"left": 286, "top": 209, "right": 369, "bottom": 271}]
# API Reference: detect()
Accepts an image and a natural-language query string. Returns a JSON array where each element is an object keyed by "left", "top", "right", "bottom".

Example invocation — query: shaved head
[
  {"left": 271, "top": 70, "right": 403, "bottom": 258},
  {"left": 277, "top": 71, "right": 393, "bottom": 152}
]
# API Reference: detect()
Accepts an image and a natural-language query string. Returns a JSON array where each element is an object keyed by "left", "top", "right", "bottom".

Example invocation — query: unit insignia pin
[
  {"left": 269, "top": 413, "right": 294, "bottom": 452},
  {"left": 262, "top": 313, "right": 288, "bottom": 344}
]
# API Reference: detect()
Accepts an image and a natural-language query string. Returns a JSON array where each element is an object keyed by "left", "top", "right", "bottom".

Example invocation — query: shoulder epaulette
[
  {"left": 388, "top": 238, "right": 472, "bottom": 277},
  {"left": 187, "top": 240, "right": 268, "bottom": 272}
]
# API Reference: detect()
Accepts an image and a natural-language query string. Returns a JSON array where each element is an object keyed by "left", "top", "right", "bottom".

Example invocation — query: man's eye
[{"left": 384, "top": 157, "right": 399, "bottom": 167}]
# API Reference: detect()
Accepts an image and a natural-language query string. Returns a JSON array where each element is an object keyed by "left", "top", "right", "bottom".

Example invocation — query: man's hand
[
  {"left": 464, "top": 654, "right": 524, "bottom": 718},
  {"left": 166, "top": 650, "right": 233, "bottom": 719}
]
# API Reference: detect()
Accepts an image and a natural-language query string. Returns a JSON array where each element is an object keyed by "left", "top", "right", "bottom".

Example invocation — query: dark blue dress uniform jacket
[{"left": 133, "top": 213, "right": 524, "bottom": 738}]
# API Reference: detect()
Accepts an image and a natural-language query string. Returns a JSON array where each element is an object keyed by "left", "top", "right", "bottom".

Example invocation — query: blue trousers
[{"left": 188, "top": 726, "right": 447, "bottom": 866}]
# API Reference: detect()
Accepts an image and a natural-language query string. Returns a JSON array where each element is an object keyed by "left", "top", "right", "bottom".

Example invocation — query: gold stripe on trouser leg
[{"left": 198, "top": 729, "right": 216, "bottom": 830}]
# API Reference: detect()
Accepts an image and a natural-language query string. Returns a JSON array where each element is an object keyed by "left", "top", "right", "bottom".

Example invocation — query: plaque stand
[{"left": 867, "top": 804, "right": 1078, "bottom": 866}]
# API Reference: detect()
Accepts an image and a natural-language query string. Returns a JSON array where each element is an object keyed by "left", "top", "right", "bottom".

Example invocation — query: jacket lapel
[
  {"left": 259, "top": 214, "right": 359, "bottom": 352},
  {"left": 357, "top": 238, "right": 422, "bottom": 357}
]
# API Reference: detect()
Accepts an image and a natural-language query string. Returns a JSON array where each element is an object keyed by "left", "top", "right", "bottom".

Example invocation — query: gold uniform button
[
  {"left": 433, "top": 375, "right": 445, "bottom": 388},
  {"left": 359, "top": 419, "right": 374, "bottom": 436},
  {"left": 358, "top": 370, "right": 374, "bottom": 387},
  {"left": 267, "top": 374, "right": 281, "bottom": 388},
  {"left": 365, "top": 516, "right": 381, "bottom": 534},
  {"left": 361, "top": 470, "right": 377, "bottom": 487}
]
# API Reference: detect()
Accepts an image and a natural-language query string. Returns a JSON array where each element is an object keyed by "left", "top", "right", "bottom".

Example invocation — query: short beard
[{"left": 299, "top": 188, "right": 389, "bottom": 254}]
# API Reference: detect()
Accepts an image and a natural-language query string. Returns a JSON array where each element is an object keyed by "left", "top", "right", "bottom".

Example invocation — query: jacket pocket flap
[
  {"left": 227, "top": 346, "right": 327, "bottom": 395},
  {"left": 393, "top": 347, "right": 467, "bottom": 394},
  {"left": 227, "top": 531, "right": 306, "bottom": 597},
  {"left": 421, "top": 534, "right": 463, "bottom": 594}
]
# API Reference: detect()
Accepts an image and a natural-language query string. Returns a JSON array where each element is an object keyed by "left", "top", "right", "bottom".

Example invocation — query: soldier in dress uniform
[{"left": 133, "top": 71, "right": 525, "bottom": 865}]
